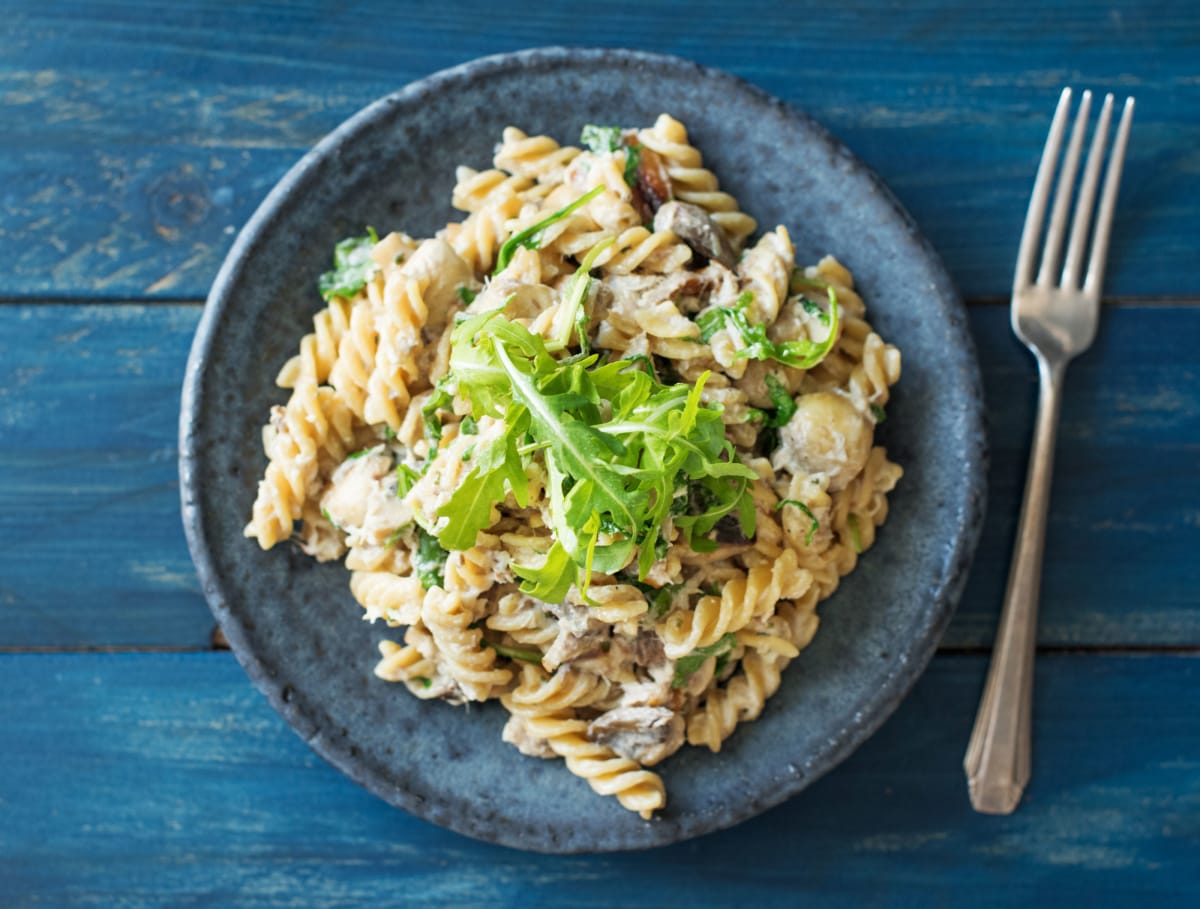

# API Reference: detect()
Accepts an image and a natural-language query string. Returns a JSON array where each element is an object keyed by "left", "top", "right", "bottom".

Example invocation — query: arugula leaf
[
  {"left": 514, "top": 540, "right": 576, "bottom": 603},
  {"left": 547, "top": 238, "right": 614, "bottom": 353},
  {"left": 457, "top": 285, "right": 477, "bottom": 306},
  {"left": 414, "top": 528, "right": 448, "bottom": 590},
  {"left": 494, "top": 186, "right": 604, "bottom": 275},
  {"left": 847, "top": 513, "right": 863, "bottom": 554},
  {"left": 395, "top": 464, "right": 421, "bottom": 497},
  {"left": 672, "top": 633, "right": 737, "bottom": 688},
  {"left": 647, "top": 583, "right": 681, "bottom": 620},
  {"left": 483, "top": 640, "right": 544, "bottom": 664},
  {"left": 318, "top": 228, "right": 379, "bottom": 301},
  {"left": 763, "top": 374, "right": 797, "bottom": 428},
  {"left": 622, "top": 144, "right": 642, "bottom": 187},
  {"left": 421, "top": 378, "right": 455, "bottom": 443},
  {"left": 448, "top": 311, "right": 756, "bottom": 599},
  {"left": 777, "top": 498, "right": 819, "bottom": 546},
  {"left": 696, "top": 288, "right": 841, "bottom": 369},
  {"left": 870, "top": 403, "right": 887, "bottom": 424}
]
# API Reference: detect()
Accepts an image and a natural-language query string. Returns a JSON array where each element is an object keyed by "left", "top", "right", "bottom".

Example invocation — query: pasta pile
[{"left": 246, "top": 115, "right": 902, "bottom": 818}]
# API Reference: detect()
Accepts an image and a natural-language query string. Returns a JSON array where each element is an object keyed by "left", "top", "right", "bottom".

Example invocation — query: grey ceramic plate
[{"left": 180, "top": 47, "right": 985, "bottom": 853}]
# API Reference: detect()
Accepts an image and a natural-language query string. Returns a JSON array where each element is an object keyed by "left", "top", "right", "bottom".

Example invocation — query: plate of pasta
[{"left": 180, "top": 48, "right": 985, "bottom": 852}]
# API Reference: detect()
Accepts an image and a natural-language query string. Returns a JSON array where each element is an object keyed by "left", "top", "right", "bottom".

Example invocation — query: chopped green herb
[
  {"left": 800, "top": 296, "right": 831, "bottom": 326},
  {"left": 457, "top": 285, "right": 477, "bottom": 306},
  {"left": 415, "top": 676, "right": 432, "bottom": 689},
  {"left": 421, "top": 378, "right": 455, "bottom": 443},
  {"left": 622, "top": 143, "right": 642, "bottom": 187},
  {"left": 318, "top": 228, "right": 379, "bottom": 301},
  {"left": 713, "top": 651, "right": 733, "bottom": 677},
  {"left": 346, "top": 447, "right": 372, "bottom": 460},
  {"left": 579, "top": 125, "right": 642, "bottom": 187},
  {"left": 647, "top": 583, "right": 681, "bottom": 620},
  {"left": 460, "top": 416, "right": 479, "bottom": 435},
  {"left": 384, "top": 526, "right": 407, "bottom": 547},
  {"left": 414, "top": 528, "right": 448, "bottom": 590},
  {"left": 763, "top": 374, "right": 797, "bottom": 428},
  {"left": 696, "top": 288, "right": 841, "bottom": 370},
  {"left": 847, "top": 513, "right": 863, "bottom": 554},
  {"left": 494, "top": 186, "right": 604, "bottom": 275},
  {"left": 483, "top": 639, "right": 544, "bottom": 664},
  {"left": 776, "top": 499, "right": 819, "bottom": 546},
  {"left": 581, "top": 124, "right": 623, "bottom": 153},
  {"left": 382, "top": 424, "right": 397, "bottom": 442},
  {"left": 672, "top": 633, "right": 737, "bottom": 688},
  {"left": 870, "top": 403, "right": 887, "bottom": 424},
  {"left": 395, "top": 463, "right": 421, "bottom": 497},
  {"left": 461, "top": 444, "right": 476, "bottom": 462},
  {"left": 320, "top": 507, "right": 342, "bottom": 532}
]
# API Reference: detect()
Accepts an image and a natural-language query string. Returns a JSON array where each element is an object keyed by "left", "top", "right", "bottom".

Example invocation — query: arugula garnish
[
  {"left": 494, "top": 186, "right": 604, "bottom": 275},
  {"left": 395, "top": 464, "right": 421, "bottom": 498},
  {"left": 580, "top": 125, "right": 641, "bottom": 186},
  {"left": 421, "top": 378, "right": 455, "bottom": 443},
  {"left": 441, "top": 310, "right": 757, "bottom": 599},
  {"left": 763, "top": 374, "right": 797, "bottom": 428},
  {"left": 777, "top": 499, "right": 819, "bottom": 546},
  {"left": 672, "top": 633, "right": 737, "bottom": 688},
  {"left": 318, "top": 227, "right": 379, "bottom": 301},
  {"left": 697, "top": 288, "right": 841, "bottom": 369},
  {"left": 457, "top": 285, "right": 477, "bottom": 306},
  {"left": 414, "top": 528, "right": 448, "bottom": 590},
  {"left": 547, "top": 238, "right": 613, "bottom": 354},
  {"left": 483, "top": 640, "right": 544, "bottom": 664},
  {"left": 847, "top": 513, "right": 863, "bottom": 554}
]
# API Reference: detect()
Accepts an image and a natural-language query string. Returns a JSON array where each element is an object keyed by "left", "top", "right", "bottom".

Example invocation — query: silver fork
[{"left": 964, "top": 88, "right": 1135, "bottom": 814}]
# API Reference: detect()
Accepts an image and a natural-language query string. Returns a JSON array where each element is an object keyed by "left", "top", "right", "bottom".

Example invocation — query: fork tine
[
  {"left": 1061, "top": 94, "right": 1114, "bottom": 289},
  {"left": 1037, "top": 91, "right": 1092, "bottom": 286},
  {"left": 1014, "top": 88, "right": 1073, "bottom": 293},
  {"left": 1083, "top": 97, "right": 1135, "bottom": 297}
]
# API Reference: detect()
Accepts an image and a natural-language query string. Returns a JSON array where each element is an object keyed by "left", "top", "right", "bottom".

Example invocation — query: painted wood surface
[
  {"left": 0, "top": 651, "right": 1195, "bottom": 906},
  {"left": 1, "top": 0, "right": 1198, "bottom": 300},
  {"left": 2, "top": 302, "right": 1197, "bottom": 649}
]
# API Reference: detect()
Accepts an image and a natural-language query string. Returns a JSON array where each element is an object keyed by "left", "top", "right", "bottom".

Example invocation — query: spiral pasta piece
[
  {"left": 245, "top": 380, "right": 357, "bottom": 549},
  {"left": 421, "top": 588, "right": 512, "bottom": 701},
  {"left": 516, "top": 714, "right": 666, "bottom": 819},
  {"left": 686, "top": 648, "right": 788, "bottom": 753}
]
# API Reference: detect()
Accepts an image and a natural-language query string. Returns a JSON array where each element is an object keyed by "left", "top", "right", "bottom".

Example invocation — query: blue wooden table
[{"left": 2, "top": 2, "right": 1198, "bottom": 905}]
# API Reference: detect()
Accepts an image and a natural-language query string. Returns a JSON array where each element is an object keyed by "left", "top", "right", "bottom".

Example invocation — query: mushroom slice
[{"left": 653, "top": 200, "right": 738, "bottom": 269}]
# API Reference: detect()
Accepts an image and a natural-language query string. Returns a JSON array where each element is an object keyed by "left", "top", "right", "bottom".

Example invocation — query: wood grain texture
[
  {"left": 1, "top": 302, "right": 1197, "bottom": 649},
  {"left": 0, "top": 651, "right": 1195, "bottom": 906},
  {"left": 1, "top": 0, "right": 1197, "bottom": 299}
]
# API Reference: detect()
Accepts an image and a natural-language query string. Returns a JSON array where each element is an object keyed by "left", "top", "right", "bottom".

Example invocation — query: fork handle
[{"left": 964, "top": 354, "right": 1064, "bottom": 814}]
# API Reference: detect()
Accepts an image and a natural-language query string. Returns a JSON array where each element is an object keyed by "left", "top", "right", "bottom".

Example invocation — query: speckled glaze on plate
[{"left": 180, "top": 47, "right": 986, "bottom": 853}]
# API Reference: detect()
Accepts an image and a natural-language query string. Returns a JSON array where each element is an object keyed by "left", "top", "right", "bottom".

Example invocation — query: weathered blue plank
[
  {"left": 1, "top": 0, "right": 1197, "bottom": 299},
  {"left": 1, "top": 303, "right": 1198, "bottom": 648},
  {"left": 0, "top": 652, "right": 1195, "bottom": 905}
]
